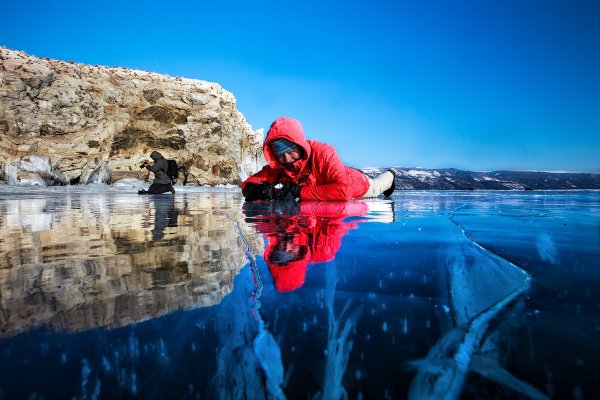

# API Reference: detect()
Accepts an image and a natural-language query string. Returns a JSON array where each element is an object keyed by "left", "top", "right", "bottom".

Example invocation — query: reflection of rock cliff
[
  {"left": 0, "top": 47, "right": 264, "bottom": 186},
  {"left": 0, "top": 193, "right": 263, "bottom": 337}
]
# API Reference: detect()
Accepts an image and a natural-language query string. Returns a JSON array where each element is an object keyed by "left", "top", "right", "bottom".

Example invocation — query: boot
[{"left": 383, "top": 170, "right": 396, "bottom": 197}]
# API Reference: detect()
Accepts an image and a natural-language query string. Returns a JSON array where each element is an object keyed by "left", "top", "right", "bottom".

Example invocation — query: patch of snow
[
  {"left": 19, "top": 154, "right": 52, "bottom": 173},
  {"left": 407, "top": 170, "right": 433, "bottom": 178},
  {"left": 3, "top": 154, "right": 69, "bottom": 186},
  {"left": 111, "top": 178, "right": 146, "bottom": 189},
  {"left": 85, "top": 164, "right": 110, "bottom": 184},
  {"left": 361, "top": 167, "right": 384, "bottom": 175}
]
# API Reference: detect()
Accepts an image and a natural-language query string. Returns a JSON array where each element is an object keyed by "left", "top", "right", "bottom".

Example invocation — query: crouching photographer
[{"left": 138, "top": 151, "right": 176, "bottom": 195}]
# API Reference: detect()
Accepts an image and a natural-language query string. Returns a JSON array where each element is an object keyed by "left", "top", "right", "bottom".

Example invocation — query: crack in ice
[
  {"left": 231, "top": 217, "right": 286, "bottom": 399},
  {"left": 409, "top": 208, "right": 542, "bottom": 400}
]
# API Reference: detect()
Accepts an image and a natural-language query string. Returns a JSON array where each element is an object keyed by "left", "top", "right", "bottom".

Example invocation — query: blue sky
[{"left": 2, "top": 0, "right": 599, "bottom": 171}]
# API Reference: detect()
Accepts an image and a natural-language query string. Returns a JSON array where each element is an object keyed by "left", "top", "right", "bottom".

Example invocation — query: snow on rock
[
  {"left": 3, "top": 154, "right": 68, "bottom": 186},
  {"left": 406, "top": 169, "right": 434, "bottom": 179}
]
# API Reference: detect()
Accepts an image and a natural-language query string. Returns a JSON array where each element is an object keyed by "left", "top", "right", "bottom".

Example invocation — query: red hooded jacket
[{"left": 242, "top": 117, "right": 370, "bottom": 201}]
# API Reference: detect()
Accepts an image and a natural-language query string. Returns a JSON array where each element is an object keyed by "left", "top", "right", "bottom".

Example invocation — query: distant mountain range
[{"left": 362, "top": 167, "right": 600, "bottom": 190}]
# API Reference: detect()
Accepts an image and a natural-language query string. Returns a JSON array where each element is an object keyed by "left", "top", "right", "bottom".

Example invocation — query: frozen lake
[{"left": 0, "top": 188, "right": 598, "bottom": 399}]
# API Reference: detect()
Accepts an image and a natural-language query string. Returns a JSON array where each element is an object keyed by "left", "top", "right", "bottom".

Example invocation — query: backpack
[{"left": 166, "top": 159, "right": 179, "bottom": 180}]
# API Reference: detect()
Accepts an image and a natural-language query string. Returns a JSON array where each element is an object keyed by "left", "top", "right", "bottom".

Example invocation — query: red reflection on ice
[{"left": 244, "top": 201, "right": 369, "bottom": 292}]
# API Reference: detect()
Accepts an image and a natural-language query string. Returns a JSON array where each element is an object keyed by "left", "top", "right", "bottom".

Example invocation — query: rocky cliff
[{"left": 0, "top": 47, "right": 264, "bottom": 186}]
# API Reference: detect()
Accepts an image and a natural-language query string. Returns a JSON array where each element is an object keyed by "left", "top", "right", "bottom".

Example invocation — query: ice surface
[
  {"left": 0, "top": 179, "right": 241, "bottom": 194},
  {"left": 0, "top": 189, "right": 598, "bottom": 398}
]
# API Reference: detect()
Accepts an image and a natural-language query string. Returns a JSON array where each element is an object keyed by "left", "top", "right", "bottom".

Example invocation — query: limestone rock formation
[{"left": 0, "top": 47, "right": 264, "bottom": 186}]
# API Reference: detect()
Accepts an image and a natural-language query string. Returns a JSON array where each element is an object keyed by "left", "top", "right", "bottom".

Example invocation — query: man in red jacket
[{"left": 242, "top": 117, "right": 395, "bottom": 201}]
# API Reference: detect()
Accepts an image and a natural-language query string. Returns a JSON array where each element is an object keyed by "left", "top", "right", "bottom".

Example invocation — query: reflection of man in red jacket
[
  {"left": 244, "top": 201, "right": 370, "bottom": 292},
  {"left": 242, "top": 117, "right": 395, "bottom": 201}
]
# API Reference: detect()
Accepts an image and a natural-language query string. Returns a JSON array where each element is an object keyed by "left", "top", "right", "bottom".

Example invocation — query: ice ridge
[{"left": 408, "top": 210, "right": 539, "bottom": 400}]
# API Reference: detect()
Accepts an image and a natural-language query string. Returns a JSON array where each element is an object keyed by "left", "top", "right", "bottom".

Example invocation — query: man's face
[{"left": 276, "top": 148, "right": 301, "bottom": 168}]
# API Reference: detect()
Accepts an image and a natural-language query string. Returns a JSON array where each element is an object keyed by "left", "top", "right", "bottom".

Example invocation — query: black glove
[
  {"left": 242, "top": 182, "right": 276, "bottom": 202},
  {"left": 274, "top": 183, "right": 301, "bottom": 201}
]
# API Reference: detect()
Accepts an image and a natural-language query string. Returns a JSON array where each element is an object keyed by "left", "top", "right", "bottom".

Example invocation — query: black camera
[{"left": 243, "top": 182, "right": 276, "bottom": 202}]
